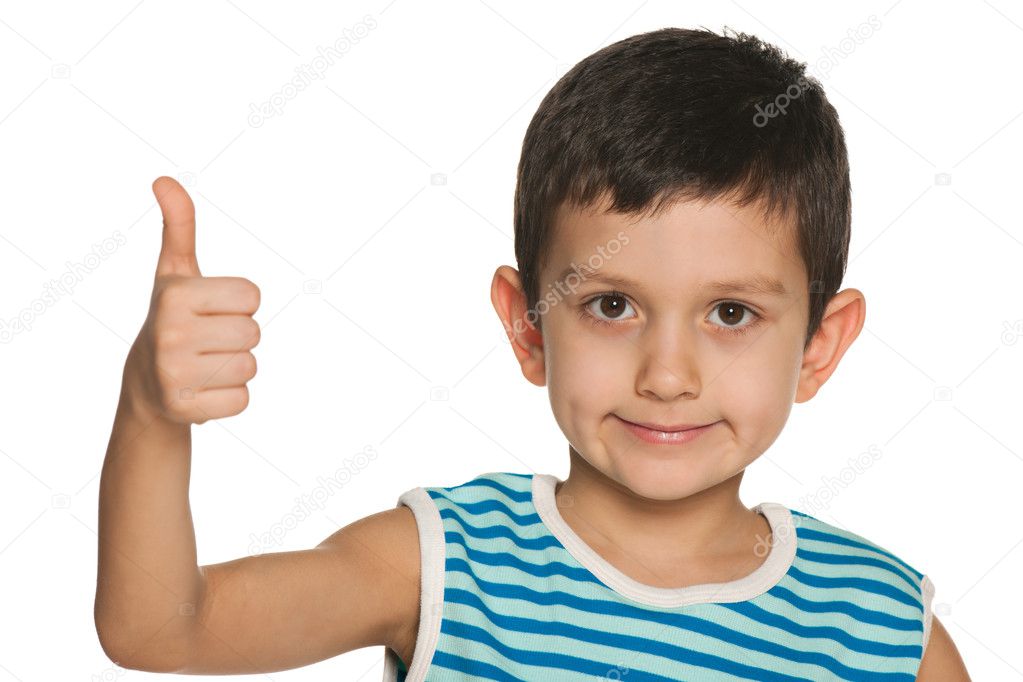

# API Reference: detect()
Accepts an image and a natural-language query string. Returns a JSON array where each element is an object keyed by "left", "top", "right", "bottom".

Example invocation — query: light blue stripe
[
  {"left": 445, "top": 531, "right": 599, "bottom": 583},
  {"left": 788, "top": 566, "right": 922, "bottom": 611},
  {"left": 438, "top": 507, "right": 562, "bottom": 551},
  {"left": 765, "top": 584, "right": 922, "bottom": 631},
  {"left": 428, "top": 490, "right": 542, "bottom": 526},
  {"left": 795, "top": 525, "right": 923, "bottom": 581},
  {"left": 797, "top": 547, "right": 919, "bottom": 594},
  {"left": 440, "top": 618, "right": 808, "bottom": 682},
  {"left": 718, "top": 600, "right": 922, "bottom": 657},
  {"left": 441, "top": 476, "right": 533, "bottom": 503}
]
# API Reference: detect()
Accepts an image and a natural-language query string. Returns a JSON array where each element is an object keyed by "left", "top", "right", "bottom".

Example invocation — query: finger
[
  {"left": 184, "top": 277, "right": 261, "bottom": 315},
  {"left": 191, "top": 386, "right": 250, "bottom": 423},
  {"left": 193, "top": 351, "right": 257, "bottom": 391},
  {"left": 192, "top": 315, "right": 261, "bottom": 353},
  {"left": 153, "top": 176, "right": 200, "bottom": 278}
]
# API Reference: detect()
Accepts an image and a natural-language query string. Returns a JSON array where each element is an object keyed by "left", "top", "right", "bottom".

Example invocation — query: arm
[
  {"left": 94, "top": 177, "right": 421, "bottom": 672},
  {"left": 94, "top": 383, "right": 201, "bottom": 669},
  {"left": 95, "top": 381, "right": 422, "bottom": 673},
  {"left": 915, "top": 616, "right": 971, "bottom": 682},
  {"left": 182, "top": 505, "right": 421, "bottom": 673}
]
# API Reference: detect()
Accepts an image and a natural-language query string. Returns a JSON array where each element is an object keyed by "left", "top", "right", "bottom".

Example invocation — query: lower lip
[{"left": 617, "top": 416, "right": 719, "bottom": 445}]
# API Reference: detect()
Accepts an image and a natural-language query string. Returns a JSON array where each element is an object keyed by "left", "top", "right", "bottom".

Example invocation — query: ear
[
  {"left": 490, "top": 265, "right": 546, "bottom": 387},
  {"left": 795, "top": 288, "right": 866, "bottom": 403}
]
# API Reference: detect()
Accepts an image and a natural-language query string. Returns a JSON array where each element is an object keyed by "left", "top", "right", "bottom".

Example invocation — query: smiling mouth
[
  {"left": 616, "top": 415, "right": 715, "bottom": 432},
  {"left": 615, "top": 415, "right": 721, "bottom": 445}
]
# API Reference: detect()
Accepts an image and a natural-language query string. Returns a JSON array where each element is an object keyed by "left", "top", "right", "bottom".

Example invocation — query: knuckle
[
  {"left": 157, "top": 281, "right": 189, "bottom": 309},
  {"left": 156, "top": 324, "right": 185, "bottom": 353}
]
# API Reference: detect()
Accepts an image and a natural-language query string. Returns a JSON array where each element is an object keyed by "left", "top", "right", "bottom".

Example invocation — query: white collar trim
[{"left": 531, "top": 473, "right": 797, "bottom": 608}]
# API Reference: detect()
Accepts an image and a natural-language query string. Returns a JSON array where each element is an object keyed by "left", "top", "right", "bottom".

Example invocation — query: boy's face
[{"left": 493, "top": 193, "right": 865, "bottom": 502}]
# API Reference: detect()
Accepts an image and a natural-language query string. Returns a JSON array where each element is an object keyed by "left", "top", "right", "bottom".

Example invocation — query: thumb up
[
  {"left": 154, "top": 176, "right": 202, "bottom": 278},
  {"left": 125, "top": 177, "right": 262, "bottom": 425}
]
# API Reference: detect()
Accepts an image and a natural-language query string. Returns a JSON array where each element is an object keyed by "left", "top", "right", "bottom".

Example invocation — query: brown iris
[{"left": 598, "top": 294, "right": 628, "bottom": 319}]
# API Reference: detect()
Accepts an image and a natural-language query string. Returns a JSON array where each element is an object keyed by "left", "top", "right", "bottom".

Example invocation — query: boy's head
[{"left": 491, "top": 26, "right": 865, "bottom": 500}]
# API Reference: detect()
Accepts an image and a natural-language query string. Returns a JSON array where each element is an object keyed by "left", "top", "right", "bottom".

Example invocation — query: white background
[{"left": 0, "top": 0, "right": 1019, "bottom": 679}]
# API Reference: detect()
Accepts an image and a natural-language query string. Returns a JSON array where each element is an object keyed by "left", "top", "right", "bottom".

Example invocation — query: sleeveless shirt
[{"left": 380, "top": 471, "right": 934, "bottom": 681}]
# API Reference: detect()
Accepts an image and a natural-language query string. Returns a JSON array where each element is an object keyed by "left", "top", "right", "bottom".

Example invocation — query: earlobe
[
  {"left": 795, "top": 288, "right": 866, "bottom": 403},
  {"left": 490, "top": 266, "right": 547, "bottom": 387}
]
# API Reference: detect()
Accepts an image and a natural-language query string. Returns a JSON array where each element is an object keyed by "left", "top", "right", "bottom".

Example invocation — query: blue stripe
[
  {"left": 439, "top": 507, "right": 563, "bottom": 551},
  {"left": 431, "top": 650, "right": 526, "bottom": 681},
  {"left": 797, "top": 547, "right": 920, "bottom": 594},
  {"left": 766, "top": 585, "right": 922, "bottom": 632},
  {"left": 435, "top": 639, "right": 683, "bottom": 682},
  {"left": 443, "top": 587, "right": 916, "bottom": 682},
  {"left": 445, "top": 531, "right": 599, "bottom": 584},
  {"left": 441, "top": 604, "right": 808, "bottom": 682},
  {"left": 442, "top": 476, "right": 533, "bottom": 503},
  {"left": 719, "top": 600, "right": 922, "bottom": 657},
  {"left": 444, "top": 561, "right": 919, "bottom": 679},
  {"left": 789, "top": 566, "right": 922, "bottom": 611},
  {"left": 427, "top": 490, "right": 542, "bottom": 526},
  {"left": 796, "top": 526, "right": 923, "bottom": 581}
]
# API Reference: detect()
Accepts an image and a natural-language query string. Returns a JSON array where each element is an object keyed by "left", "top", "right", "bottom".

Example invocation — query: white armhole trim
[
  {"left": 380, "top": 487, "right": 446, "bottom": 682},
  {"left": 921, "top": 574, "right": 936, "bottom": 658}
]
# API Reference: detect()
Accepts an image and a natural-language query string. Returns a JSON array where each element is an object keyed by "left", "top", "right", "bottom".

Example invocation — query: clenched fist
[{"left": 124, "top": 177, "right": 261, "bottom": 425}]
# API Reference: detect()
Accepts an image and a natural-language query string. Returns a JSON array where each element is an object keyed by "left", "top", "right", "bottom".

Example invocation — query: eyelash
[{"left": 578, "top": 290, "right": 763, "bottom": 337}]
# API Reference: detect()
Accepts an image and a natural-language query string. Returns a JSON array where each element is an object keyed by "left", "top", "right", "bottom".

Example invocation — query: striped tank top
[{"left": 380, "top": 471, "right": 935, "bottom": 681}]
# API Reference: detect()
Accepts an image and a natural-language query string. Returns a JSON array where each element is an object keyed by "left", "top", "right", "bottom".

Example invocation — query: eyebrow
[{"left": 557, "top": 265, "right": 789, "bottom": 297}]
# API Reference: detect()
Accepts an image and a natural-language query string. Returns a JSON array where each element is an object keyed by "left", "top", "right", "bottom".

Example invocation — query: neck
[{"left": 556, "top": 447, "right": 766, "bottom": 567}]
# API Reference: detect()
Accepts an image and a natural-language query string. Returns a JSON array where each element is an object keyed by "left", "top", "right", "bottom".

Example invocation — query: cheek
[
  {"left": 551, "top": 324, "right": 630, "bottom": 391},
  {"left": 713, "top": 332, "right": 798, "bottom": 448},
  {"left": 545, "top": 322, "right": 629, "bottom": 434}
]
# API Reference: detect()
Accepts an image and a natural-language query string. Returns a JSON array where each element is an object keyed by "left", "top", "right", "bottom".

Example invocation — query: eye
[
  {"left": 579, "top": 291, "right": 636, "bottom": 327},
  {"left": 708, "top": 301, "right": 762, "bottom": 336},
  {"left": 578, "top": 293, "right": 764, "bottom": 337}
]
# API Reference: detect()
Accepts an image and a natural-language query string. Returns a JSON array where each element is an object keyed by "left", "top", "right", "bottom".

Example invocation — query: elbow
[
  {"left": 95, "top": 617, "right": 192, "bottom": 673},
  {"left": 95, "top": 621, "right": 143, "bottom": 671}
]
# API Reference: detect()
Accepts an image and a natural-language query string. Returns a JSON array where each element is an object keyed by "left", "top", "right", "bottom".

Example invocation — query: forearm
[{"left": 94, "top": 366, "right": 203, "bottom": 670}]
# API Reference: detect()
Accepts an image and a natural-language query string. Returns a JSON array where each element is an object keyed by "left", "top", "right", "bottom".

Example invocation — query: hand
[{"left": 125, "top": 177, "right": 261, "bottom": 425}]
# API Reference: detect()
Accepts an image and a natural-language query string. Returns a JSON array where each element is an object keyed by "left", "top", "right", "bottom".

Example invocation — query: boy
[{"left": 95, "top": 26, "right": 970, "bottom": 681}]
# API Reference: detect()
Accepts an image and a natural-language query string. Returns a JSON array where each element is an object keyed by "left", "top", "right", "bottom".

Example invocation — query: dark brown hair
[{"left": 513, "top": 26, "right": 850, "bottom": 350}]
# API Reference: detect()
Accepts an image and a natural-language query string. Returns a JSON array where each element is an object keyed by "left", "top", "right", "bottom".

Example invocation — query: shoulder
[
  {"left": 374, "top": 471, "right": 532, "bottom": 665},
  {"left": 785, "top": 508, "right": 938, "bottom": 657},
  {"left": 787, "top": 507, "right": 928, "bottom": 591},
  {"left": 315, "top": 503, "right": 422, "bottom": 659},
  {"left": 913, "top": 615, "right": 972, "bottom": 681}
]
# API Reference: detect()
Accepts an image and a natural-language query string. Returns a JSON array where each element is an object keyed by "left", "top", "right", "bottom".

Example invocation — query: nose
[{"left": 634, "top": 322, "right": 701, "bottom": 402}]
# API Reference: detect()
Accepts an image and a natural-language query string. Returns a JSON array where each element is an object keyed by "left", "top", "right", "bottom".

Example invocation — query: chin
[{"left": 609, "top": 462, "right": 725, "bottom": 502}]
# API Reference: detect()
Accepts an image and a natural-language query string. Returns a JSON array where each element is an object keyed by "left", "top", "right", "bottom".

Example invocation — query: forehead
[{"left": 546, "top": 193, "right": 805, "bottom": 295}]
